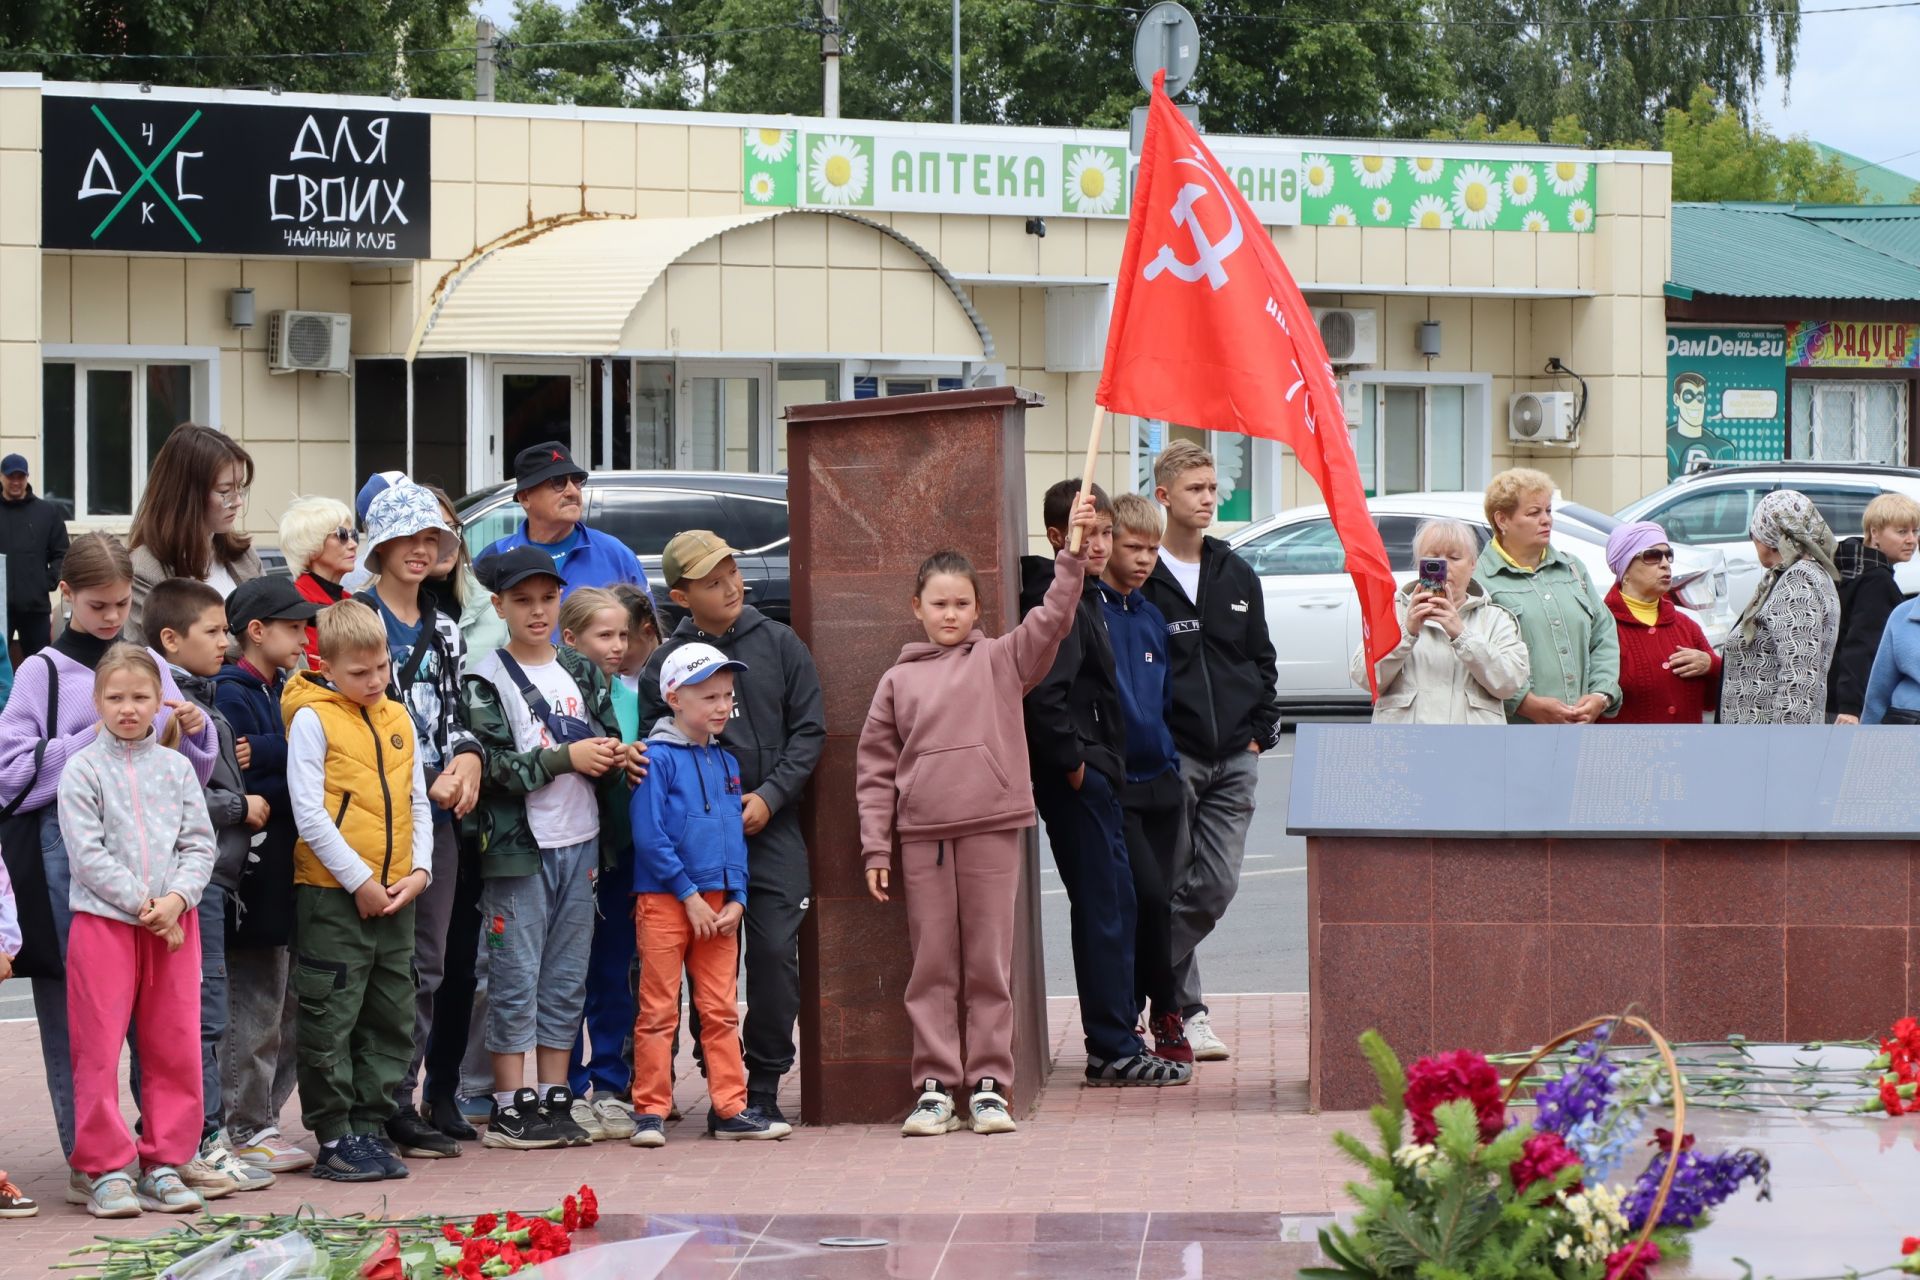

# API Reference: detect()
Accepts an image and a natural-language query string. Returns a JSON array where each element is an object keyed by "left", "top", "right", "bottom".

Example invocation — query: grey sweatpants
[
  {"left": 395, "top": 820, "right": 460, "bottom": 1109},
  {"left": 1168, "top": 749, "right": 1260, "bottom": 1016},
  {"left": 481, "top": 839, "right": 597, "bottom": 1056},
  {"left": 223, "top": 946, "right": 299, "bottom": 1143}
]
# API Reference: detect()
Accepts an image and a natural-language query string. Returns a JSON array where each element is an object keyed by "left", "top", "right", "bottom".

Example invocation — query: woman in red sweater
[{"left": 1605, "top": 521, "right": 1721, "bottom": 723}]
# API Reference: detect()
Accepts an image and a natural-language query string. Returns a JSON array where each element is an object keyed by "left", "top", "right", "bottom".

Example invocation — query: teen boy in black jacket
[{"left": 1138, "top": 441, "right": 1281, "bottom": 1063}]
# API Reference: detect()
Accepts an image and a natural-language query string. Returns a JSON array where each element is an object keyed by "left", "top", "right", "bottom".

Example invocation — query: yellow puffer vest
[{"left": 281, "top": 671, "right": 417, "bottom": 889}]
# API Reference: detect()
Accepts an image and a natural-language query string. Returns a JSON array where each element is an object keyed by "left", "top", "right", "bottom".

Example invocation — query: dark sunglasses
[
  {"left": 1638, "top": 548, "right": 1674, "bottom": 565},
  {"left": 546, "top": 475, "right": 583, "bottom": 493}
]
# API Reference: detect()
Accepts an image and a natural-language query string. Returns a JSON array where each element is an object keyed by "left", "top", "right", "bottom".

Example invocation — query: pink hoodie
[{"left": 856, "top": 550, "right": 1084, "bottom": 870}]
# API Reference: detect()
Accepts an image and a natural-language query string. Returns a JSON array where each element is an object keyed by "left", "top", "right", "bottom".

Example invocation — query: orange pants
[{"left": 632, "top": 892, "right": 746, "bottom": 1120}]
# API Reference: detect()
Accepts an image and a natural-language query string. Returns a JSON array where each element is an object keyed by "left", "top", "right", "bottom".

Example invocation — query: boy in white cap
[{"left": 628, "top": 642, "right": 791, "bottom": 1147}]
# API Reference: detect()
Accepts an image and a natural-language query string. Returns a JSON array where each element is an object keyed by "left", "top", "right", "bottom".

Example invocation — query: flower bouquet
[
  {"left": 1306, "top": 1016, "right": 1770, "bottom": 1279},
  {"left": 1865, "top": 1017, "right": 1920, "bottom": 1117}
]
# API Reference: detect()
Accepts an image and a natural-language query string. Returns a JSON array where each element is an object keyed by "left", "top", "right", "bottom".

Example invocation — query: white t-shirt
[
  {"left": 205, "top": 560, "right": 239, "bottom": 599},
  {"left": 470, "top": 650, "right": 599, "bottom": 849},
  {"left": 1163, "top": 549, "right": 1202, "bottom": 604}
]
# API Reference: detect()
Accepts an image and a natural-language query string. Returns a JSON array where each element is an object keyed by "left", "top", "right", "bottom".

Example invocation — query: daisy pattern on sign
[
  {"left": 746, "top": 128, "right": 794, "bottom": 163},
  {"left": 1303, "top": 154, "right": 1336, "bottom": 198},
  {"left": 748, "top": 172, "right": 776, "bottom": 203},
  {"left": 1522, "top": 210, "right": 1550, "bottom": 232},
  {"left": 1351, "top": 154, "right": 1396, "bottom": 188},
  {"left": 1064, "top": 147, "right": 1123, "bottom": 216},
  {"left": 1504, "top": 162, "right": 1538, "bottom": 206},
  {"left": 808, "top": 135, "right": 870, "bottom": 206},
  {"left": 1328, "top": 204, "right": 1357, "bottom": 226},
  {"left": 1408, "top": 194, "right": 1452, "bottom": 230},
  {"left": 1547, "top": 159, "right": 1590, "bottom": 197},
  {"left": 1450, "top": 162, "right": 1502, "bottom": 229},
  {"left": 1410, "top": 155, "right": 1445, "bottom": 184},
  {"left": 1371, "top": 196, "right": 1393, "bottom": 223},
  {"left": 1567, "top": 199, "right": 1594, "bottom": 232}
]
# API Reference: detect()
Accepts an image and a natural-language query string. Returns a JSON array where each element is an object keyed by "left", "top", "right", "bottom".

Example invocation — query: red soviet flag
[{"left": 1097, "top": 72, "right": 1400, "bottom": 690}]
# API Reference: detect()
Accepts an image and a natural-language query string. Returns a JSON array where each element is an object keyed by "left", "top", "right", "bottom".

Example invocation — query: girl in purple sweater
[{"left": 0, "top": 532, "right": 216, "bottom": 1188}]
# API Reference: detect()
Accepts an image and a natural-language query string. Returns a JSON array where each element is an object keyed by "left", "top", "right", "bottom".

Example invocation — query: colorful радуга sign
[
  {"left": 1786, "top": 320, "right": 1920, "bottom": 368},
  {"left": 1665, "top": 326, "right": 1788, "bottom": 480}
]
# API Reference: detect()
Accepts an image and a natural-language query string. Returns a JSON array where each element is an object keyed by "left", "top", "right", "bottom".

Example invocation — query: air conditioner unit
[
  {"left": 1310, "top": 306, "right": 1379, "bottom": 366},
  {"left": 268, "top": 310, "right": 351, "bottom": 374},
  {"left": 1508, "top": 390, "right": 1578, "bottom": 444},
  {"left": 1339, "top": 379, "right": 1366, "bottom": 424}
]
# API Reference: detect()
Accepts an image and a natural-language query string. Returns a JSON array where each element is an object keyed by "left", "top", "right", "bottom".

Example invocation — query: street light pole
[
  {"left": 952, "top": 0, "right": 961, "bottom": 124},
  {"left": 822, "top": 0, "right": 842, "bottom": 118}
]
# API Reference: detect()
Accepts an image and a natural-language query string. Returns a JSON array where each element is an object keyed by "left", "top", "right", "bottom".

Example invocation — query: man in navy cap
[
  {"left": 478, "top": 441, "right": 650, "bottom": 600},
  {"left": 0, "top": 453, "right": 68, "bottom": 659}
]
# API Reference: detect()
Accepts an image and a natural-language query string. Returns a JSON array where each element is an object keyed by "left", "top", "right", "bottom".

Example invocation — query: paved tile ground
[{"left": 0, "top": 995, "right": 1366, "bottom": 1278}]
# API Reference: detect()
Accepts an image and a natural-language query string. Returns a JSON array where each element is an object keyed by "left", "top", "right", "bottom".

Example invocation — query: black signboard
[{"left": 41, "top": 96, "right": 430, "bottom": 259}]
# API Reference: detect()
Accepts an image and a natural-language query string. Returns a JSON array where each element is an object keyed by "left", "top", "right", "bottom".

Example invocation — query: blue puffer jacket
[
  {"left": 1097, "top": 581, "right": 1181, "bottom": 784},
  {"left": 630, "top": 717, "right": 749, "bottom": 905}
]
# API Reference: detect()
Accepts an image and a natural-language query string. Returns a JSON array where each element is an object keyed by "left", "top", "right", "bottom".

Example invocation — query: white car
[
  {"left": 1616, "top": 462, "right": 1920, "bottom": 612},
  {"left": 1227, "top": 492, "right": 1733, "bottom": 712}
]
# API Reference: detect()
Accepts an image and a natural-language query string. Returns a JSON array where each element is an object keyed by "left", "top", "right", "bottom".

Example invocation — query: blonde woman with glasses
[{"left": 279, "top": 495, "right": 358, "bottom": 664}]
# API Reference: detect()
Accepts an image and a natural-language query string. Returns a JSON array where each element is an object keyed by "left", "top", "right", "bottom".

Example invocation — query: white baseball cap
[{"left": 660, "top": 642, "right": 747, "bottom": 696}]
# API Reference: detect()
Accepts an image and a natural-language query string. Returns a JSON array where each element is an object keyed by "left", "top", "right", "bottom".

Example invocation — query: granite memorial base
[
  {"left": 786, "top": 386, "right": 1051, "bottom": 1125},
  {"left": 1291, "top": 723, "right": 1920, "bottom": 1112}
]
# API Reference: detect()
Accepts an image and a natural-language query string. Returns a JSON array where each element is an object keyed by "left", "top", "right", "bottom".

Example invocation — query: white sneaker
[
  {"left": 85, "top": 1172, "right": 140, "bottom": 1219},
  {"left": 134, "top": 1166, "right": 201, "bottom": 1215},
  {"left": 176, "top": 1155, "right": 236, "bottom": 1200},
  {"left": 969, "top": 1079, "right": 1017, "bottom": 1135},
  {"left": 234, "top": 1129, "right": 315, "bottom": 1173},
  {"left": 591, "top": 1096, "right": 637, "bottom": 1141},
  {"left": 568, "top": 1096, "right": 608, "bottom": 1142},
  {"left": 199, "top": 1132, "right": 275, "bottom": 1191},
  {"left": 1187, "top": 1010, "right": 1230, "bottom": 1062},
  {"left": 899, "top": 1080, "right": 961, "bottom": 1137}
]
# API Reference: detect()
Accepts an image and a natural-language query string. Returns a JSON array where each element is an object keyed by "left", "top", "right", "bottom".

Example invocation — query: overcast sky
[{"left": 1760, "top": 3, "right": 1920, "bottom": 180}]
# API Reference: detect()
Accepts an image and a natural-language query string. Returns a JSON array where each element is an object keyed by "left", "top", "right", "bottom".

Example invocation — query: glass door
[
  {"left": 678, "top": 362, "right": 774, "bottom": 473},
  {"left": 492, "top": 360, "right": 584, "bottom": 483}
]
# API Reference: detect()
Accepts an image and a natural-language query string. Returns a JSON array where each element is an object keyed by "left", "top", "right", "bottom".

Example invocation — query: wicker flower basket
[{"left": 1498, "top": 1014, "right": 1685, "bottom": 1280}]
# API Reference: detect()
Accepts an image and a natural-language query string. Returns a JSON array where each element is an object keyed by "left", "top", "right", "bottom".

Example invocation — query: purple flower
[
  {"left": 1534, "top": 1026, "right": 1617, "bottom": 1136},
  {"left": 1622, "top": 1131, "right": 1772, "bottom": 1231}
]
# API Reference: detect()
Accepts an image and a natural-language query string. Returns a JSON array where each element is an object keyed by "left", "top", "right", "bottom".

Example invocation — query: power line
[{"left": 1008, "top": 0, "right": 1917, "bottom": 29}]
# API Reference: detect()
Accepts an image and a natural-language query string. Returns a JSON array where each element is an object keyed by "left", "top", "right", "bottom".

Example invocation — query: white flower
[
  {"left": 1450, "top": 162, "right": 1502, "bottom": 229},
  {"left": 808, "top": 134, "right": 870, "bottom": 206},
  {"left": 1568, "top": 198, "right": 1594, "bottom": 231},
  {"left": 1064, "top": 147, "right": 1123, "bottom": 216},
  {"left": 746, "top": 128, "right": 793, "bottom": 164},
  {"left": 1408, "top": 194, "right": 1452, "bottom": 229},
  {"left": 1370, "top": 196, "right": 1393, "bottom": 223},
  {"left": 1504, "top": 162, "right": 1538, "bottom": 206},
  {"left": 1547, "top": 159, "right": 1590, "bottom": 197},
  {"left": 1522, "top": 210, "right": 1550, "bottom": 232},
  {"left": 1392, "top": 1143, "right": 1436, "bottom": 1168},
  {"left": 747, "top": 171, "right": 776, "bottom": 204},
  {"left": 1409, "top": 155, "right": 1446, "bottom": 184},
  {"left": 1328, "top": 203, "right": 1357, "bottom": 226},
  {"left": 1351, "top": 154, "right": 1396, "bottom": 188},
  {"left": 1303, "top": 154, "right": 1336, "bottom": 198}
]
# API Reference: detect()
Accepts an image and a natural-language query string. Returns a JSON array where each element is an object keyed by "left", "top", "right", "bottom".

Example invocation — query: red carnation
[
  {"left": 1404, "top": 1049, "right": 1507, "bottom": 1143},
  {"left": 1605, "top": 1240, "right": 1661, "bottom": 1280},
  {"left": 578, "top": 1185, "right": 600, "bottom": 1228},
  {"left": 455, "top": 1262, "right": 483, "bottom": 1280},
  {"left": 1884, "top": 1079, "right": 1914, "bottom": 1117},
  {"left": 472, "top": 1213, "right": 499, "bottom": 1236},
  {"left": 1904, "top": 1236, "right": 1920, "bottom": 1255},
  {"left": 359, "top": 1229, "right": 403, "bottom": 1280},
  {"left": 561, "top": 1195, "right": 580, "bottom": 1231},
  {"left": 498, "top": 1242, "right": 523, "bottom": 1272},
  {"left": 1509, "top": 1131, "right": 1583, "bottom": 1194},
  {"left": 443, "top": 1224, "right": 466, "bottom": 1244},
  {"left": 1650, "top": 1127, "right": 1695, "bottom": 1153}
]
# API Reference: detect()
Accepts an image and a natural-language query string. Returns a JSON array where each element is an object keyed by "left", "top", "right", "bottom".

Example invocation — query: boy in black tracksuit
[
  {"left": 1830, "top": 494, "right": 1920, "bottom": 722},
  {"left": 1138, "top": 442, "right": 1281, "bottom": 1063},
  {"left": 1022, "top": 480, "right": 1187, "bottom": 1087}
]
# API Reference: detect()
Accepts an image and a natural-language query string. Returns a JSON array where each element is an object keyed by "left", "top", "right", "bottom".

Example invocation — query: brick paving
[{"left": 0, "top": 994, "right": 1364, "bottom": 1278}]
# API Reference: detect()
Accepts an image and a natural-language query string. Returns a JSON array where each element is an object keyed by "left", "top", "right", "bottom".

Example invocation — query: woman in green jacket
[{"left": 1472, "top": 468, "right": 1621, "bottom": 724}]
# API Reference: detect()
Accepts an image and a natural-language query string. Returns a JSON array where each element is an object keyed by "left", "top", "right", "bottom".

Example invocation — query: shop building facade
[{"left": 0, "top": 74, "right": 1674, "bottom": 549}]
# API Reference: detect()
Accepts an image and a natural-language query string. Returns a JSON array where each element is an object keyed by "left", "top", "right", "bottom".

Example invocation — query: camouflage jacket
[{"left": 459, "top": 643, "right": 633, "bottom": 879}]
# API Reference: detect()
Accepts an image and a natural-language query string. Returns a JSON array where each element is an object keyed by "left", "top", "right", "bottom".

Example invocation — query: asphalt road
[{"left": 0, "top": 740, "right": 1310, "bottom": 1024}]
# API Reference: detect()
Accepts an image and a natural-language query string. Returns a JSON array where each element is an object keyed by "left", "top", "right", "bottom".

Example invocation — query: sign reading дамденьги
[{"left": 41, "top": 97, "right": 429, "bottom": 259}]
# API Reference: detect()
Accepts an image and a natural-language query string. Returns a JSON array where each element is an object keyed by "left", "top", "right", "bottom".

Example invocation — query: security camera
[{"left": 1025, "top": 217, "right": 1047, "bottom": 238}]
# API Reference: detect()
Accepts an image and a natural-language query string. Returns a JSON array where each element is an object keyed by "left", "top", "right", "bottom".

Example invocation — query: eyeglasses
[
  {"left": 328, "top": 525, "right": 358, "bottom": 544},
  {"left": 1638, "top": 548, "right": 1675, "bottom": 565},
  {"left": 212, "top": 486, "right": 250, "bottom": 510},
  {"left": 546, "top": 475, "right": 583, "bottom": 494}
]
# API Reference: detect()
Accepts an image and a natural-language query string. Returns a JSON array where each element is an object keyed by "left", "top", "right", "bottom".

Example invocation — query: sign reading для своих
[{"left": 41, "top": 96, "right": 429, "bottom": 260}]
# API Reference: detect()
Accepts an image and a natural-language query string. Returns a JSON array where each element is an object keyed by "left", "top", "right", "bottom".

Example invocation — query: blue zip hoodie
[
  {"left": 1096, "top": 581, "right": 1181, "bottom": 784},
  {"left": 630, "top": 716, "right": 749, "bottom": 905}
]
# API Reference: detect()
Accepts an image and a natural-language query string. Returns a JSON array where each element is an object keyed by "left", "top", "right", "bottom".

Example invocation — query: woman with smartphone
[
  {"left": 1603, "top": 521, "right": 1721, "bottom": 724},
  {"left": 1351, "top": 519, "right": 1528, "bottom": 724}
]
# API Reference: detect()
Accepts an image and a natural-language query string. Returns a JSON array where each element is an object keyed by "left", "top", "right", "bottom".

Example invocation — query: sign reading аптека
[{"left": 41, "top": 96, "right": 430, "bottom": 260}]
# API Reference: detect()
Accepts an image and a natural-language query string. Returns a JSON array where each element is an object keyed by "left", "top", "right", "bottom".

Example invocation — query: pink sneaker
[{"left": 1152, "top": 1012, "right": 1195, "bottom": 1065}]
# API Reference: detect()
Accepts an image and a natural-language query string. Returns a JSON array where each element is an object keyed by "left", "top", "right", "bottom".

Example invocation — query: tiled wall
[{"left": 1308, "top": 834, "right": 1914, "bottom": 1111}]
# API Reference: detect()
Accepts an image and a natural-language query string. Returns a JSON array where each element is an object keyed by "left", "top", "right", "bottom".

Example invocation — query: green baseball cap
[{"left": 661, "top": 529, "right": 740, "bottom": 587}]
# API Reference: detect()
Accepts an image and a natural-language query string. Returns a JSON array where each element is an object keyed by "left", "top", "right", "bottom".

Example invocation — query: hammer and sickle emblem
[{"left": 1143, "top": 148, "right": 1244, "bottom": 291}]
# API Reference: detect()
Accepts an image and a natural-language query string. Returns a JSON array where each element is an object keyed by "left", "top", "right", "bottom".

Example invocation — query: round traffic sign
[{"left": 1133, "top": 1, "right": 1201, "bottom": 98}]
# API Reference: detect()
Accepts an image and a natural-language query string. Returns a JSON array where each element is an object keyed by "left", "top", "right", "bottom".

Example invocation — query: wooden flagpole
[{"left": 1067, "top": 398, "right": 1106, "bottom": 554}]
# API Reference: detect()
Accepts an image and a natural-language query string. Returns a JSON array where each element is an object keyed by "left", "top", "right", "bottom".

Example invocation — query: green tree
[{"left": 1663, "top": 84, "right": 1865, "bottom": 203}]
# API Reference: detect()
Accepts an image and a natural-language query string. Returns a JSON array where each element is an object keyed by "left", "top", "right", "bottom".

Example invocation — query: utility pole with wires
[
  {"left": 951, "top": 0, "right": 961, "bottom": 123},
  {"left": 475, "top": 16, "right": 496, "bottom": 103},
  {"left": 820, "top": 0, "right": 842, "bottom": 118}
]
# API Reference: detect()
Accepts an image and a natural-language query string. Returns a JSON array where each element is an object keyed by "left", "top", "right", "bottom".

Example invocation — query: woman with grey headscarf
[{"left": 1720, "top": 489, "right": 1842, "bottom": 724}]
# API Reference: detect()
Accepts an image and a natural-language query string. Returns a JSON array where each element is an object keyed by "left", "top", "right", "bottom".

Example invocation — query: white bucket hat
[{"left": 357, "top": 481, "right": 457, "bottom": 577}]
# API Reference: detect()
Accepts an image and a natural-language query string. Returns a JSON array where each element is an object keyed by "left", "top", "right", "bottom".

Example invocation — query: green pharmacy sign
[{"left": 1297, "top": 152, "right": 1597, "bottom": 233}]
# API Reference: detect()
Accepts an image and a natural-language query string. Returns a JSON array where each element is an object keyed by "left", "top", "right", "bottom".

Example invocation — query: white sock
[
  {"left": 538, "top": 1082, "right": 563, "bottom": 1097},
  {"left": 494, "top": 1091, "right": 517, "bottom": 1108}
]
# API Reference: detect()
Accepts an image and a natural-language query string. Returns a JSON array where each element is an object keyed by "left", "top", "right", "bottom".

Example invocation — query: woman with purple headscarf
[{"left": 1603, "top": 520, "right": 1721, "bottom": 724}]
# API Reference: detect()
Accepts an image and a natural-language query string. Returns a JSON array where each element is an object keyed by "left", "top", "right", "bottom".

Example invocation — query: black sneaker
[
  {"left": 427, "top": 1095, "right": 478, "bottom": 1143},
  {"left": 481, "top": 1090, "right": 564, "bottom": 1150},
  {"left": 748, "top": 1089, "right": 789, "bottom": 1127},
  {"left": 311, "top": 1134, "right": 386, "bottom": 1183},
  {"left": 708, "top": 1106, "right": 793, "bottom": 1141},
  {"left": 387, "top": 1107, "right": 461, "bottom": 1159},
  {"left": 541, "top": 1087, "right": 593, "bottom": 1147}
]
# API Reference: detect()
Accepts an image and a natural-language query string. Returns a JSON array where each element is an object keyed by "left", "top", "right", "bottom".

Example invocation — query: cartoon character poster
[{"left": 1665, "top": 327, "right": 1787, "bottom": 480}]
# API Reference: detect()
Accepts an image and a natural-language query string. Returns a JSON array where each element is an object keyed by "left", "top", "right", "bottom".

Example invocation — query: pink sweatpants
[
  {"left": 68, "top": 911, "right": 205, "bottom": 1176},
  {"left": 900, "top": 829, "right": 1023, "bottom": 1095}
]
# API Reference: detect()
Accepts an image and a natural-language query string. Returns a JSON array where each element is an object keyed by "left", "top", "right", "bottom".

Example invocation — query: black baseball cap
[
  {"left": 227, "top": 576, "right": 322, "bottom": 634},
  {"left": 513, "top": 440, "right": 588, "bottom": 494},
  {"left": 476, "top": 545, "right": 565, "bottom": 594}
]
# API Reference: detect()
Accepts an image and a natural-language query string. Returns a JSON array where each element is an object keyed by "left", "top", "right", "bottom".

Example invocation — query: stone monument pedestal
[{"left": 786, "top": 386, "right": 1051, "bottom": 1125}]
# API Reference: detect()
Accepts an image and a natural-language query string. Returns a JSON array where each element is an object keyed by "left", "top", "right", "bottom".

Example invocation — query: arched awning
[{"left": 409, "top": 210, "right": 993, "bottom": 362}]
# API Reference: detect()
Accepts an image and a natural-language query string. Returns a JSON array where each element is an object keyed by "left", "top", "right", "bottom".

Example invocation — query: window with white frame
[
  {"left": 1790, "top": 379, "right": 1909, "bottom": 464},
  {"left": 1348, "top": 380, "right": 1489, "bottom": 497},
  {"left": 41, "top": 357, "right": 212, "bottom": 519}
]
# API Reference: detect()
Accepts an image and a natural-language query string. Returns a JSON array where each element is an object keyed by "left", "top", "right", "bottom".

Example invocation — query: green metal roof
[
  {"left": 1809, "top": 142, "right": 1919, "bottom": 206},
  {"left": 1670, "top": 203, "right": 1920, "bottom": 301}
]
